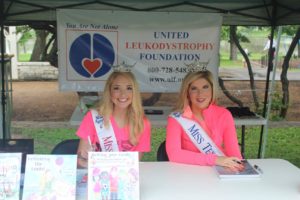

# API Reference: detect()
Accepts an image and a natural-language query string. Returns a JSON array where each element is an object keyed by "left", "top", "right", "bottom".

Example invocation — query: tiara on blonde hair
[
  {"left": 184, "top": 60, "right": 210, "bottom": 72},
  {"left": 110, "top": 61, "right": 136, "bottom": 72}
]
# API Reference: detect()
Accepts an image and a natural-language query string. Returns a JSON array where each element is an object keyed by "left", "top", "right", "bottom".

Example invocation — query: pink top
[
  {"left": 166, "top": 104, "right": 242, "bottom": 166},
  {"left": 76, "top": 110, "right": 151, "bottom": 152}
]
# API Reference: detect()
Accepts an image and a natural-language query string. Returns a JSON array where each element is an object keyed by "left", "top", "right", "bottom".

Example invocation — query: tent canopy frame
[{"left": 1, "top": 0, "right": 300, "bottom": 157}]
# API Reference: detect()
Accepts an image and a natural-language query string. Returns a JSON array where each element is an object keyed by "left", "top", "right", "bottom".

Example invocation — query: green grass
[
  {"left": 248, "top": 52, "right": 264, "bottom": 60},
  {"left": 12, "top": 127, "right": 77, "bottom": 154},
  {"left": 236, "top": 126, "right": 300, "bottom": 167},
  {"left": 220, "top": 59, "right": 244, "bottom": 68},
  {"left": 18, "top": 53, "right": 31, "bottom": 62},
  {"left": 11, "top": 126, "right": 300, "bottom": 167}
]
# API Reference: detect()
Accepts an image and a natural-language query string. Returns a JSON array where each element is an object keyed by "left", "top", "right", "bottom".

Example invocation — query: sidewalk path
[{"left": 219, "top": 67, "right": 300, "bottom": 81}]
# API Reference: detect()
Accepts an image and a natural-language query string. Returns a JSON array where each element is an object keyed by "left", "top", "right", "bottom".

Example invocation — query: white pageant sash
[
  {"left": 170, "top": 112, "right": 224, "bottom": 156},
  {"left": 91, "top": 110, "right": 119, "bottom": 152}
]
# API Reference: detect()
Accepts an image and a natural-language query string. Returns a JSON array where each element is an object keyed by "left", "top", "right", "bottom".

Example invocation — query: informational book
[
  {"left": 0, "top": 153, "right": 22, "bottom": 200},
  {"left": 88, "top": 152, "right": 139, "bottom": 200},
  {"left": 22, "top": 154, "right": 77, "bottom": 200},
  {"left": 214, "top": 159, "right": 261, "bottom": 180}
]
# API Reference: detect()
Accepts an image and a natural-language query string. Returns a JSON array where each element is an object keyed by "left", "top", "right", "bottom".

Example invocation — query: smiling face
[
  {"left": 110, "top": 75, "right": 133, "bottom": 111},
  {"left": 188, "top": 78, "right": 212, "bottom": 111}
]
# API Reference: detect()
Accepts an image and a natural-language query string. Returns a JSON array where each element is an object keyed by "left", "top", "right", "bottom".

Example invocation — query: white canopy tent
[
  {"left": 1, "top": 0, "right": 300, "bottom": 157},
  {"left": 2, "top": 0, "right": 300, "bottom": 25}
]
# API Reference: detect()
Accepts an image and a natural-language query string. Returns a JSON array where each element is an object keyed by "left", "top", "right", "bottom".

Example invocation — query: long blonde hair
[
  {"left": 98, "top": 71, "right": 144, "bottom": 145},
  {"left": 175, "top": 70, "right": 217, "bottom": 112}
]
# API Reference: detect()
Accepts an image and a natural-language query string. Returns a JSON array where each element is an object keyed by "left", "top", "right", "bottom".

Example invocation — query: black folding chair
[
  {"left": 51, "top": 139, "right": 80, "bottom": 154},
  {"left": 157, "top": 140, "right": 169, "bottom": 161},
  {"left": 0, "top": 139, "right": 34, "bottom": 173}
]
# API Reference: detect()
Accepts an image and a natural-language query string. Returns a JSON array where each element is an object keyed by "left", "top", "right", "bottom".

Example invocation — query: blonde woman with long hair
[
  {"left": 166, "top": 70, "right": 243, "bottom": 170},
  {"left": 77, "top": 71, "right": 151, "bottom": 168}
]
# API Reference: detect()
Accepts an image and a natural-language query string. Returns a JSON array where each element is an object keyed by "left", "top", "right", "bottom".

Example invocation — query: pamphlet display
[
  {"left": 22, "top": 154, "right": 77, "bottom": 200},
  {"left": 214, "top": 159, "right": 261, "bottom": 179},
  {"left": 88, "top": 152, "right": 139, "bottom": 200},
  {"left": 0, "top": 153, "right": 22, "bottom": 200}
]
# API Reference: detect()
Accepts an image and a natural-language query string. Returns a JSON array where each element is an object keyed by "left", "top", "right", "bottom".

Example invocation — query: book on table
[
  {"left": 22, "top": 154, "right": 77, "bottom": 200},
  {"left": 0, "top": 153, "right": 22, "bottom": 200},
  {"left": 88, "top": 151, "right": 139, "bottom": 200},
  {"left": 214, "top": 159, "right": 261, "bottom": 179}
]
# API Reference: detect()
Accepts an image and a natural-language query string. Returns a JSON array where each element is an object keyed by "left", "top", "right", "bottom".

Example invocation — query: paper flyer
[
  {"left": 88, "top": 152, "right": 139, "bottom": 200},
  {"left": 22, "top": 154, "right": 77, "bottom": 200},
  {"left": 0, "top": 153, "right": 22, "bottom": 200}
]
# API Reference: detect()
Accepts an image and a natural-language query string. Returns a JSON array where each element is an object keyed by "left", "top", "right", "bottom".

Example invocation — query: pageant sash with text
[
  {"left": 91, "top": 110, "right": 119, "bottom": 152},
  {"left": 170, "top": 112, "right": 224, "bottom": 156}
]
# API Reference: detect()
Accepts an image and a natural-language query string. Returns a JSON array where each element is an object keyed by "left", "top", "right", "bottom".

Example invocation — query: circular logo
[{"left": 69, "top": 33, "right": 115, "bottom": 78}]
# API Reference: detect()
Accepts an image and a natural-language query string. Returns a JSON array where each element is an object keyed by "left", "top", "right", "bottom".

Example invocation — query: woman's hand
[
  {"left": 139, "top": 152, "right": 144, "bottom": 161},
  {"left": 77, "top": 139, "right": 94, "bottom": 168},
  {"left": 216, "top": 156, "right": 244, "bottom": 171}
]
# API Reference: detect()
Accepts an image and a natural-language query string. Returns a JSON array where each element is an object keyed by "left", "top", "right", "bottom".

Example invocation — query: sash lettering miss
[
  {"left": 91, "top": 110, "right": 119, "bottom": 152},
  {"left": 170, "top": 112, "right": 224, "bottom": 156}
]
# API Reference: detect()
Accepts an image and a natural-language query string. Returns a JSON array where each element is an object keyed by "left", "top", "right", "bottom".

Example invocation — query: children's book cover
[
  {"left": 0, "top": 153, "right": 22, "bottom": 200},
  {"left": 88, "top": 152, "right": 139, "bottom": 200},
  {"left": 22, "top": 154, "right": 77, "bottom": 200}
]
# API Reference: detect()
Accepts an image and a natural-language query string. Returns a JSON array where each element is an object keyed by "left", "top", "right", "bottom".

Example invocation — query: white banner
[{"left": 57, "top": 9, "right": 222, "bottom": 92}]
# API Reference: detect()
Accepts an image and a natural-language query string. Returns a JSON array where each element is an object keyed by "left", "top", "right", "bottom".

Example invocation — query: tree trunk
[
  {"left": 229, "top": 26, "right": 238, "bottom": 60},
  {"left": 218, "top": 78, "right": 243, "bottom": 107},
  {"left": 46, "top": 36, "right": 58, "bottom": 68},
  {"left": 298, "top": 43, "right": 300, "bottom": 58},
  {"left": 231, "top": 27, "right": 260, "bottom": 110},
  {"left": 280, "top": 27, "right": 300, "bottom": 118},
  {"left": 30, "top": 30, "right": 48, "bottom": 61}
]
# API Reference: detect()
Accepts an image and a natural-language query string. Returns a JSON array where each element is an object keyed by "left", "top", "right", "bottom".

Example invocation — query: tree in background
[
  {"left": 231, "top": 26, "right": 259, "bottom": 110},
  {"left": 221, "top": 26, "right": 250, "bottom": 61},
  {"left": 16, "top": 26, "right": 34, "bottom": 56},
  {"left": 30, "top": 29, "right": 49, "bottom": 61},
  {"left": 16, "top": 25, "right": 55, "bottom": 62},
  {"left": 282, "top": 26, "right": 300, "bottom": 58},
  {"left": 280, "top": 26, "right": 300, "bottom": 118},
  {"left": 220, "top": 26, "right": 259, "bottom": 111}
]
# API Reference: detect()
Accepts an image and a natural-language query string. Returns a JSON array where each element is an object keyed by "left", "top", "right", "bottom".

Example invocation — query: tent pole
[
  {"left": 1, "top": 0, "right": 6, "bottom": 141},
  {"left": 261, "top": 26, "right": 282, "bottom": 158},
  {"left": 257, "top": 0, "right": 278, "bottom": 158},
  {"left": 0, "top": 1, "right": 6, "bottom": 141},
  {"left": 257, "top": 26, "right": 275, "bottom": 158}
]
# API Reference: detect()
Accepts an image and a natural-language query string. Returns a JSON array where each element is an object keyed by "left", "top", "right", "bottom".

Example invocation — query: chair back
[
  {"left": 0, "top": 139, "right": 34, "bottom": 173},
  {"left": 51, "top": 139, "right": 79, "bottom": 154},
  {"left": 157, "top": 140, "right": 169, "bottom": 161}
]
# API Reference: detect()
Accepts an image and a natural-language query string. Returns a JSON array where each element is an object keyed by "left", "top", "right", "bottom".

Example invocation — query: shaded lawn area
[{"left": 11, "top": 126, "right": 300, "bottom": 168}]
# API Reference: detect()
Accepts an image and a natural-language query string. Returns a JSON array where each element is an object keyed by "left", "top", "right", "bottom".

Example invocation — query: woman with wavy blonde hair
[
  {"left": 166, "top": 70, "right": 243, "bottom": 170},
  {"left": 175, "top": 70, "right": 217, "bottom": 112},
  {"left": 76, "top": 71, "right": 151, "bottom": 168}
]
